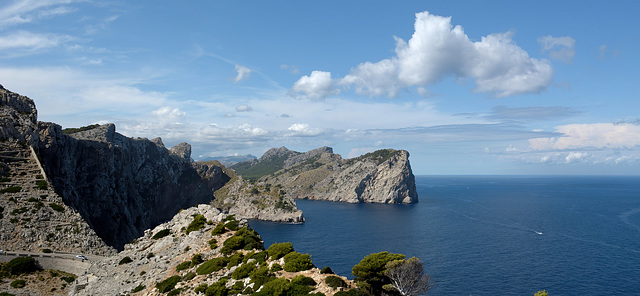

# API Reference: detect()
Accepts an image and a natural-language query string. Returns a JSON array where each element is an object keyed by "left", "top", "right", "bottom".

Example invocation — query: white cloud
[
  {"left": 287, "top": 123, "right": 323, "bottom": 136},
  {"left": 538, "top": 35, "right": 576, "bottom": 63},
  {"left": 292, "top": 11, "right": 553, "bottom": 100},
  {"left": 280, "top": 64, "right": 300, "bottom": 74},
  {"left": 289, "top": 70, "right": 339, "bottom": 100},
  {"left": 152, "top": 106, "right": 186, "bottom": 123},
  {"left": 235, "top": 104, "right": 253, "bottom": 112},
  {"left": 529, "top": 123, "right": 640, "bottom": 150},
  {"left": 0, "top": 0, "right": 76, "bottom": 28},
  {"left": 233, "top": 64, "right": 252, "bottom": 82},
  {"left": 0, "top": 31, "right": 71, "bottom": 52}
]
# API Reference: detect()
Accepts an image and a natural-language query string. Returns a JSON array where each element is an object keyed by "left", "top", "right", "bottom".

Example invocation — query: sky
[{"left": 1, "top": 0, "right": 639, "bottom": 175}]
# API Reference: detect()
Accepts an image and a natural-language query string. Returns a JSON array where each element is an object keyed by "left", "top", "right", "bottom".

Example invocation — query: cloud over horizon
[{"left": 290, "top": 11, "right": 554, "bottom": 100}]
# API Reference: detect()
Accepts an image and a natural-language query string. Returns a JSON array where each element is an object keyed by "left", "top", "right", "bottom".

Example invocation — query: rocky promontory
[{"left": 231, "top": 147, "right": 418, "bottom": 204}]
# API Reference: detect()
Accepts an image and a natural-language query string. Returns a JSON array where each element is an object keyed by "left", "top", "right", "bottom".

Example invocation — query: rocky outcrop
[
  {"left": 0, "top": 84, "right": 39, "bottom": 147},
  {"left": 0, "top": 86, "right": 115, "bottom": 255},
  {"left": 71, "top": 204, "right": 353, "bottom": 296},
  {"left": 37, "top": 123, "right": 227, "bottom": 250},
  {"left": 234, "top": 147, "right": 418, "bottom": 204}
]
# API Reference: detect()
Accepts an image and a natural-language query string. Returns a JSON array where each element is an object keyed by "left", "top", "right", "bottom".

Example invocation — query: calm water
[{"left": 249, "top": 176, "right": 640, "bottom": 296}]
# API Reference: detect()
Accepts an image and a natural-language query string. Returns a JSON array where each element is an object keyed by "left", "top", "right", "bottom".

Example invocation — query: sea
[{"left": 249, "top": 175, "right": 640, "bottom": 296}]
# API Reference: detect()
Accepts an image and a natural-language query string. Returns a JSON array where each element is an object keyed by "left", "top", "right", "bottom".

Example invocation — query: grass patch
[{"left": 0, "top": 186, "right": 21, "bottom": 193}]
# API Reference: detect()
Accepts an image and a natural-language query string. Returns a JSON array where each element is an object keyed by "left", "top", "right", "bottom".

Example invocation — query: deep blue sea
[{"left": 249, "top": 176, "right": 640, "bottom": 295}]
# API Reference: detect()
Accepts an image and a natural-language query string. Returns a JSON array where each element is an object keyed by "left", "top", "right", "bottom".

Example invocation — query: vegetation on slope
[{"left": 61, "top": 124, "right": 100, "bottom": 135}]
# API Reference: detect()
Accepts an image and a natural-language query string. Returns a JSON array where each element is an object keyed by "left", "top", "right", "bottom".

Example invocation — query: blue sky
[{"left": 1, "top": 0, "right": 639, "bottom": 175}]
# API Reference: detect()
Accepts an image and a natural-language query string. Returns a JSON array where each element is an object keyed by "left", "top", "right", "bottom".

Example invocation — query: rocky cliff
[
  {"left": 1, "top": 85, "right": 115, "bottom": 255},
  {"left": 231, "top": 147, "right": 418, "bottom": 204},
  {"left": 37, "top": 123, "right": 228, "bottom": 250}
]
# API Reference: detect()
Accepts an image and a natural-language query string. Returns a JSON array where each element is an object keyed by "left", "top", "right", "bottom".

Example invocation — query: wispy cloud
[
  {"left": 0, "top": 31, "right": 72, "bottom": 53},
  {"left": 233, "top": 64, "right": 252, "bottom": 82},
  {"left": 0, "top": 0, "right": 76, "bottom": 28},
  {"left": 538, "top": 35, "right": 576, "bottom": 63},
  {"left": 290, "top": 11, "right": 553, "bottom": 100}
]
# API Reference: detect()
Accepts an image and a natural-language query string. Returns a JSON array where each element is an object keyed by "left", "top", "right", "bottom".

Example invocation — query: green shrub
[
  {"left": 196, "top": 257, "right": 228, "bottom": 275},
  {"left": 227, "top": 252, "right": 244, "bottom": 267},
  {"left": 191, "top": 253, "right": 204, "bottom": 265},
  {"left": 224, "top": 220, "right": 239, "bottom": 231},
  {"left": 42, "top": 248, "right": 53, "bottom": 253},
  {"left": 320, "top": 266, "right": 334, "bottom": 274},
  {"left": 0, "top": 292, "right": 16, "bottom": 296},
  {"left": 49, "top": 203, "right": 65, "bottom": 212},
  {"left": 10, "top": 279, "right": 26, "bottom": 288},
  {"left": 0, "top": 186, "right": 21, "bottom": 193},
  {"left": 61, "top": 275, "right": 76, "bottom": 283},
  {"left": 176, "top": 261, "right": 192, "bottom": 271},
  {"left": 211, "top": 223, "right": 226, "bottom": 235},
  {"left": 152, "top": 229, "right": 171, "bottom": 240},
  {"left": 205, "top": 281, "right": 229, "bottom": 296},
  {"left": 249, "top": 265, "right": 275, "bottom": 288},
  {"left": 132, "top": 284, "right": 145, "bottom": 293},
  {"left": 247, "top": 251, "right": 268, "bottom": 264},
  {"left": 270, "top": 263, "right": 283, "bottom": 272},
  {"left": 155, "top": 275, "right": 181, "bottom": 293},
  {"left": 62, "top": 124, "right": 100, "bottom": 134},
  {"left": 0, "top": 177, "right": 10, "bottom": 182},
  {"left": 221, "top": 227, "right": 264, "bottom": 255},
  {"left": 3, "top": 257, "right": 41, "bottom": 275},
  {"left": 232, "top": 263, "right": 255, "bottom": 280},
  {"left": 118, "top": 256, "right": 133, "bottom": 265},
  {"left": 11, "top": 207, "right": 28, "bottom": 215},
  {"left": 36, "top": 180, "right": 47, "bottom": 190},
  {"left": 209, "top": 238, "right": 218, "bottom": 250},
  {"left": 167, "top": 288, "right": 183, "bottom": 296},
  {"left": 267, "top": 242, "right": 294, "bottom": 260},
  {"left": 351, "top": 251, "right": 405, "bottom": 294},
  {"left": 283, "top": 252, "right": 314, "bottom": 272},
  {"left": 195, "top": 283, "right": 208, "bottom": 294},
  {"left": 292, "top": 275, "right": 317, "bottom": 286},
  {"left": 325, "top": 276, "right": 347, "bottom": 288},
  {"left": 334, "top": 289, "right": 369, "bottom": 296},
  {"left": 182, "top": 271, "right": 196, "bottom": 281},
  {"left": 186, "top": 214, "right": 207, "bottom": 234}
]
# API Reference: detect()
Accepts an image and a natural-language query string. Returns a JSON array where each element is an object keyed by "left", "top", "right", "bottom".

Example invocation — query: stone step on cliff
[{"left": 0, "top": 142, "right": 116, "bottom": 256}]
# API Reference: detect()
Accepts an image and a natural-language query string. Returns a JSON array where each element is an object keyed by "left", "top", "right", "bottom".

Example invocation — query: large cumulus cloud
[{"left": 290, "top": 11, "right": 554, "bottom": 100}]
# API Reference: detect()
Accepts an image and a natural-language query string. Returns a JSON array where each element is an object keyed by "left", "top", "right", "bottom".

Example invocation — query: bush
[
  {"left": 211, "top": 223, "right": 226, "bottom": 235},
  {"left": 176, "top": 261, "right": 192, "bottom": 271},
  {"left": 61, "top": 275, "right": 76, "bottom": 283},
  {"left": 118, "top": 256, "right": 133, "bottom": 265},
  {"left": 267, "top": 242, "right": 294, "bottom": 260},
  {"left": 36, "top": 180, "right": 47, "bottom": 190},
  {"left": 186, "top": 214, "right": 207, "bottom": 234},
  {"left": 224, "top": 220, "right": 239, "bottom": 231},
  {"left": 0, "top": 186, "right": 21, "bottom": 193},
  {"left": 334, "top": 289, "right": 369, "bottom": 296},
  {"left": 196, "top": 257, "right": 228, "bottom": 275},
  {"left": 227, "top": 252, "right": 244, "bottom": 267},
  {"left": 3, "top": 257, "right": 41, "bottom": 275},
  {"left": 221, "top": 227, "right": 264, "bottom": 255},
  {"left": 41, "top": 248, "right": 53, "bottom": 253},
  {"left": 250, "top": 265, "right": 275, "bottom": 288},
  {"left": 155, "top": 275, "right": 181, "bottom": 293},
  {"left": 152, "top": 229, "right": 171, "bottom": 240},
  {"left": 320, "top": 266, "right": 334, "bottom": 274},
  {"left": 10, "top": 280, "right": 26, "bottom": 288},
  {"left": 232, "top": 263, "right": 255, "bottom": 280},
  {"left": 292, "top": 275, "right": 317, "bottom": 286},
  {"left": 283, "top": 252, "right": 314, "bottom": 272},
  {"left": 205, "top": 281, "right": 229, "bottom": 296},
  {"left": 191, "top": 253, "right": 204, "bottom": 265},
  {"left": 351, "top": 251, "right": 405, "bottom": 293},
  {"left": 195, "top": 283, "right": 208, "bottom": 294},
  {"left": 247, "top": 251, "right": 268, "bottom": 264},
  {"left": 209, "top": 238, "right": 218, "bottom": 250},
  {"left": 49, "top": 203, "right": 65, "bottom": 212},
  {"left": 132, "top": 284, "right": 145, "bottom": 293},
  {"left": 270, "top": 263, "right": 283, "bottom": 272},
  {"left": 182, "top": 271, "right": 196, "bottom": 281},
  {"left": 325, "top": 276, "right": 347, "bottom": 288}
]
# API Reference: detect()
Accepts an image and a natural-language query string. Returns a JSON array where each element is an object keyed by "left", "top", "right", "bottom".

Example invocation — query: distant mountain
[{"left": 199, "top": 154, "right": 257, "bottom": 167}]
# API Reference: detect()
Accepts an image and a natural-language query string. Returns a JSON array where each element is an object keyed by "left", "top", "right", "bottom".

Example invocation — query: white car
[{"left": 76, "top": 255, "right": 88, "bottom": 260}]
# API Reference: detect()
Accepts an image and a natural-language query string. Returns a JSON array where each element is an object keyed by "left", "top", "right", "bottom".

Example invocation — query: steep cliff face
[
  {"left": 1, "top": 85, "right": 115, "bottom": 255},
  {"left": 37, "top": 123, "right": 226, "bottom": 250},
  {"left": 233, "top": 147, "right": 418, "bottom": 204}
]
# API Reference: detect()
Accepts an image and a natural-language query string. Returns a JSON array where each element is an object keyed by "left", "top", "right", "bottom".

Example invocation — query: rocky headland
[{"left": 231, "top": 146, "right": 418, "bottom": 204}]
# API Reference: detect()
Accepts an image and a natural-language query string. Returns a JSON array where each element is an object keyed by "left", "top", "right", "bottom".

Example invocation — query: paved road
[{"left": 0, "top": 250, "right": 105, "bottom": 275}]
